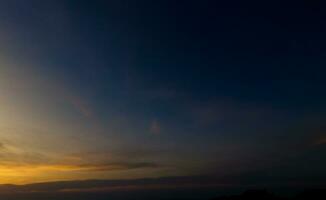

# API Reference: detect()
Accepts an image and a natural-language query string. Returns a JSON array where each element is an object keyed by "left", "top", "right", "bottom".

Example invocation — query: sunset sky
[{"left": 0, "top": 0, "right": 325, "bottom": 186}]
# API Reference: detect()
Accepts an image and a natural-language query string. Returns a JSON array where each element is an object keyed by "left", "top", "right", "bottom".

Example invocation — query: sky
[{"left": 0, "top": 0, "right": 325, "bottom": 186}]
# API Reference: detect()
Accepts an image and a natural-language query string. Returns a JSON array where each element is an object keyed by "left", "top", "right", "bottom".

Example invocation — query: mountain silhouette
[{"left": 212, "top": 189, "right": 326, "bottom": 200}]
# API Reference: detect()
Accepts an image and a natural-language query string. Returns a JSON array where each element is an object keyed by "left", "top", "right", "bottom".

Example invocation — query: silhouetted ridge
[
  {"left": 295, "top": 189, "right": 326, "bottom": 200},
  {"left": 242, "top": 189, "right": 277, "bottom": 200},
  {"left": 212, "top": 190, "right": 280, "bottom": 200},
  {"left": 212, "top": 189, "right": 326, "bottom": 200}
]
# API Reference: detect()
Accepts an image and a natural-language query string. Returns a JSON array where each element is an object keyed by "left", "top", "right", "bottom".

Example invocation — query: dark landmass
[
  {"left": 0, "top": 176, "right": 225, "bottom": 193},
  {"left": 0, "top": 175, "right": 325, "bottom": 193},
  {"left": 0, "top": 177, "right": 324, "bottom": 200},
  {"left": 0, "top": 189, "right": 325, "bottom": 200},
  {"left": 213, "top": 189, "right": 326, "bottom": 200}
]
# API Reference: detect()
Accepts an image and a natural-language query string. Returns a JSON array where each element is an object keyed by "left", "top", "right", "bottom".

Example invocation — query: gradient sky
[{"left": 0, "top": 0, "right": 325, "bottom": 185}]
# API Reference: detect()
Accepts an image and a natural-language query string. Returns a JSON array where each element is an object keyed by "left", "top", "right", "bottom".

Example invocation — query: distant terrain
[
  {"left": 0, "top": 177, "right": 324, "bottom": 200},
  {"left": 213, "top": 189, "right": 326, "bottom": 200}
]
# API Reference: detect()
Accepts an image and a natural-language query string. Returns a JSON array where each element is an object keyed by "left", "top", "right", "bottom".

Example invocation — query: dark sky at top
[{"left": 0, "top": 0, "right": 325, "bottom": 186}]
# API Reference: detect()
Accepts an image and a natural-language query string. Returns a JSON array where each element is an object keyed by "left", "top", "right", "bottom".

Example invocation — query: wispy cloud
[
  {"left": 149, "top": 120, "right": 161, "bottom": 135},
  {"left": 65, "top": 94, "right": 93, "bottom": 118},
  {"left": 0, "top": 162, "right": 160, "bottom": 178},
  {"left": 0, "top": 141, "right": 161, "bottom": 184},
  {"left": 314, "top": 136, "right": 326, "bottom": 146},
  {"left": 0, "top": 176, "right": 231, "bottom": 193}
]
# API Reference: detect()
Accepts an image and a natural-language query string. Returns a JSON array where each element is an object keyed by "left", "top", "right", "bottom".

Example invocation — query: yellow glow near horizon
[
  {"left": 0, "top": 65, "right": 101, "bottom": 184},
  {"left": 0, "top": 61, "right": 178, "bottom": 185}
]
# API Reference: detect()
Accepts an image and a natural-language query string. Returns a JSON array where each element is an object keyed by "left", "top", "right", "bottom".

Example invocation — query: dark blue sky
[{"left": 0, "top": 0, "right": 325, "bottom": 185}]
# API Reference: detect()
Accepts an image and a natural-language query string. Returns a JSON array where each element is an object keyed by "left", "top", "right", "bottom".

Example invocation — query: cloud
[
  {"left": 0, "top": 176, "right": 230, "bottom": 193},
  {"left": 80, "top": 162, "right": 160, "bottom": 171},
  {"left": 0, "top": 141, "right": 50, "bottom": 166},
  {"left": 0, "top": 141, "right": 161, "bottom": 184},
  {"left": 0, "top": 161, "right": 159, "bottom": 173},
  {"left": 0, "top": 159, "right": 161, "bottom": 185},
  {"left": 0, "top": 142, "right": 6, "bottom": 150},
  {"left": 0, "top": 128, "right": 168, "bottom": 184},
  {"left": 290, "top": 120, "right": 326, "bottom": 147},
  {"left": 65, "top": 94, "right": 93, "bottom": 117},
  {"left": 49, "top": 162, "right": 160, "bottom": 172},
  {"left": 149, "top": 120, "right": 161, "bottom": 135},
  {"left": 0, "top": 146, "right": 160, "bottom": 172},
  {"left": 313, "top": 136, "right": 326, "bottom": 146}
]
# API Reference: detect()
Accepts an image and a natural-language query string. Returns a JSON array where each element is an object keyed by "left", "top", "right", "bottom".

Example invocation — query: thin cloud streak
[
  {"left": 65, "top": 94, "right": 94, "bottom": 118},
  {"left": 149, "top": 120, "right": 161, "bottom": 135}
]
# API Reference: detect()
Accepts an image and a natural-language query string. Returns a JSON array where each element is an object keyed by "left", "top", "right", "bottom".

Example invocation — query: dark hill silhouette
[
  {"left": 0, "top": 176, "right": 222, "bottom": 193},
  {"left": 212, "top": 189, "right": 326, "bottom": 200},
  {"left": 0, "top": 178, "right": 324, "bottom": 200},
  {"left": 295, "top": 189, "right": 326, "bottom": 200},
  {"left": 212, "top": 190, "right": 282, "bottom": 200}
]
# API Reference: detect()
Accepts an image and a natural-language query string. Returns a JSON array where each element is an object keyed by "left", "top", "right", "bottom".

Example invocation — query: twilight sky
[{"left": 0, "top": 0, "right": 325, "bottom": 185}]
